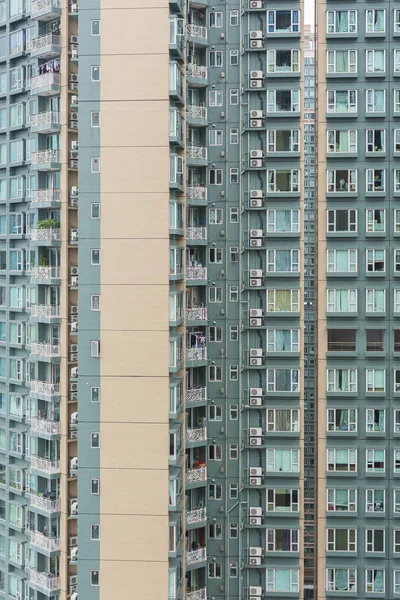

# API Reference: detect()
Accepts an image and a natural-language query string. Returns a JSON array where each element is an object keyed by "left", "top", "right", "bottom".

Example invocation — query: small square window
[
  {"left": 230, "top": 365, "right": 239, "bottom": 380},
  {"left": 230, "top": 404, "right": 238, "bottom": 420},
  {"left": 91, "top": 66, "right": 101, "bottom": 81},
  {"left": 91, "top": 203, "right": 100, "bottom": 219},
  {"left": 230, "top": 168, "right": 239, "bottom": 184},
  {"left": 91, "top": 20, "right": 100, "bottom": 36},
  {"left": 90, "top": 478, "right": 99, "bottom": 495},
  {"left": 91, "top": 157, "right": 100, "bottom": 173},
  {"left": 230, "top": 50, "right": 239, "bottom": 65},
  {"left": 230, "top": 89, "right": 239, "bottom": 105},
  {"left": 91, "top": 111, "right": 100, "bottom": 127},
  {"left": 91, "top": 294, "right": 100, "bottom": 311},
  {"left": 90, "top": 524, "right": 100, "bottom": 540},
  {"left": 229, "top": 483, "right": 238, "bottom": 499},
  {"left": 230, "top": 207, "right": 239, "bottom": 223},
  {"left": 230, "top": 325, "right": 238, "bottom": 341},
  {"left": 230, "top": 9, "right": 239, "bottom": 26},
  {"left": 90, "top": 570, "right": 100, "bottom": 586},
  {"left": 91, "top": 433, "right": 100, "bottom": 448},
  {"left": 91, "top": 386, "right": 100, "bottom": 402},
  {"left": 91, "top": 249, "right": 100, "bottom": 265}
]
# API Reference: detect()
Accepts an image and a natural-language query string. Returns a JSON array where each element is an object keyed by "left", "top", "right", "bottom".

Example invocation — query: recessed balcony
[
  {"left": 187, "top": 63, "right": 208, "bottom": 86},
  {"left": 187, "top": 346, "right": 207, "bottom": 363},
  {"left": 186, "top": 466, "right": 207, "bottom": 484},
  {"left": 187, "top": 24, "right": 208, "bottom": 45},
  {"left": 30, "top": 188, "right": 61, "bottom": 208},
  {"left": 30, "top": 455, "right": 60, "bottom": 475},
  {"left": 30, "top": 342, "right": 60, "bottom": 362},
  {"left": 186, "top": 185, "right": 207, "bottom": 206},
  {"left": 30, "top": 380, "right": 60, "bottom": 400},
  {"left": 187, "top": 144, "right": 207, "bottom": 166},
  {"left": 30, "top": 72, "right": 61, "bottom": 96},
  {"left": 30, "top": 266, "right": 61, "bottom": 283},
  {"left": 186, "top": 266, "right": 207, "bottom": 281},
  {"left": 31, "top": 33, "right": 61, "bottom": 58},
  {"left": 30, "top": 304, "right": 60, "bottom": 323},
  {"left": 186, "top": 546, "right": 207, "bottom": 566},
  {"left": 30, "top": 228, "right": 61, "bottom": 245},
  {"left": 27, "top": 492, "right": 60, "bottom": 514},
  {"left": 187, "top": 426, "right": 207, "bottom": 444},
  {"left": 30, "top": 417, "right": 60, "bottom": 437},
  {"left": 186, "top": 507, "right": 207, "bottom": 526},
  {"left": 186, "top": 386, "right": 207, "bottom": 404},
  {"left": 29, "top": 530, "right": 60, "bottom": 553},
  {"left": 28, "top": 569, "right": 60, "bottom": 594},
  {"left": 30, "top": 111, "right": 60, "bottom": 134},
  {"left": 187, "top": 104, "right": 207, "bottom": 126},
  {"left": 187, "top": 587, "right": 207, "bottom": 600},
  {"left": 31, "top": 150, "right": 61, "bottom": 171},
  {"left": 31, "top": 0, "right": 61, "bottom": 21},
  {"left": 186, "top": 227, "right": 207, "bottom": 245},
  {"left": 186, "top": 307, "right": 207, "bottom": 322}
]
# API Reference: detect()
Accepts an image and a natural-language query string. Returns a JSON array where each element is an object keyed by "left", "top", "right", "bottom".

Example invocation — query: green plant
[
  {"left": 37, "top": 218, "right": 60, "bottom": 229},
  {"left": 39, "top": 253, "right": 49, "bottom": 267}
]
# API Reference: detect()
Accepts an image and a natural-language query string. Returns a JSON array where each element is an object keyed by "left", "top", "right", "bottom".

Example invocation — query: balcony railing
[
  {"left": 30, "top": 455, "right": 60, "bottom": 474},
  {"left": 30, "top": 380, "right": 60, "bottom": 397},
  {"left": 30, "top": 72, "right": 61, "bottom": 91},
  {"left": 31, "top": 111, "right": 60, "bottom": 128},
  {"left": 187, "top": 426, "right": 207, "bottom": 443},
  {"left": 186, "top": 507, "right": 207, "bottom": 525},
  {"left": 29, "top": 569, "right": 60, "bottom": 593},
  {"left": 187, "top": 387, "right": 207, "bottom": 403},
  {"left": 187, "top": 24, "right": 207, "bottom": 39},
  {"left": 30, "top": 530, "right": 60, "bottom": 552},
  {"left": 30, "top": 417, "right": 60, "bottom": 435},
  {"left": 186, "top": 466, "right": 207, "bottom": 483},
  {"left": 186, "top": 546, "right": 207, "bottom": 565},
  {"left": 30, "top": 342, "right": 60, "bottom": 358},
  {"left": 31, "top": 266, "right": 61, "bottom": 280},
  {"left": 186, "top": 266, "right": 207, "bottom": 280},
  {"left": 186, "top": 307, "right": 207, "bottom": 321},
  {"left": 327, "top": 341, "right": 356, "bottom": 352},
  {"left": 187, "top": 347, "right": 207, "bottom": 361},
  {"left": 187, "top": 145, "right": 207, "bottom": 160},
  {"left": 31, "top": 33, "right": 60, "bottom": 51},
  {"left": 32, "top": 0, "right": 60, "bottom": 12},
  {"left": 30, "top": 228, "right": 60, "bottom": 242},
  {"left": 186, "top": 227, "right": 207, "bottom": 240},
  {"left": 187, "top": 105, "right": 207, "bottom": 120},
  {"left": 30, "top": 304, "right": 60, "bottom": 318},
  {"left": 187, "top": 186, "right": 207, "bottom": 201},
  {"left": 187, "top": 587, "right": 207, "bottom": 600},
  {"left": 187, "top": 63, "right": 208, "bottom": 80},
  {"left": 30, "top": 188, "right": 61, "bottom": 204},
  {"left": 27, "top": 492, "right": 60, "bottom": 513},
  {"left": 32, "top": 149, "right": 60, "bottom": 165}
]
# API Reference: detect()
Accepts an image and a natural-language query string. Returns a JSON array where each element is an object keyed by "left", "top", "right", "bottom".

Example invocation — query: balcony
[
  {"left": 187, "top": 104, "right": 207, "bottom": 126},
  {"left": 187, "top": 588, "right": 207, "bottom": 600},
  {"left": 187, "top": 24, "right": 208, "bottom": 45},
  {"left": 30, "top": 417, "right": 60, "bottom": 436},
  {"left": 30, "top": 228, "right": 60, "bottom": 244},
  {"left": 186, "top": 507, "right": 207, "bottom": 526},
  {"left": 186, "top": 227, "right": 207, "bottom": 244},
  {"left": 186, "top": 546, "right": 207, "bottom": 566},
  {"left": 31, "top": 0, "right": 61, "bottom": 21},
  {"left": 27, "top": 492, "right": 60, "bottom": 514},
  {"left": 186, "top": 307, "right": 207, "bottom": 322},
  {"left": 30, "top": 188, "right": 61, "bottom": 208},
  {"left": 187, "top": 347, "right": 207, "bottom": 362},
  {"left": 186, "top": 466, "right": 207, "bottom": 484},
  {"left": 30, "top": 111, "right": 60, "bottom": 134},
  {"left": 30, "top": 304, "right": 60, "bottom": 322},
  {"left": 31, "top": 33, "right": 61, "bottom": 58},
  {"left": 30, "top": 455, "right": 60, "bottom": 475},
  {"left": 187, "top": 426, "right": 207, "bottom": 444},
  {"left": 30, "top": 72, "right": 61, "bottom": 96},
  {"left": 186, "top": 266, "right": 207, "bottom": 281},
  {"left": 30, "top": 530, "right": 60, "bottom": 552},
  {"left": 31, "top": 150, "right": 61, "bottom": 171},
  {"left": 187, "top": 63, "right": 208, "bottom": 86},
  {"left": 30, "top": 380, "right": 60, "bottom": 400},
  {"left": 187, "top": 386, "right": 207, "bottom": 404},
  {"left": 29, "top": 569, "right": 60, "bottom": 594},
  {"left": 187, "top": 185, "right": 207, "bottom": 206},
  {"left": 30, "top": 342, "right": 60, "bottom": 360},
  {"left": 187, "top": 144, "right": 207, "bottom": 165},
  {"left": 30, "top": 266, "right": 61, "bottom": 282}
]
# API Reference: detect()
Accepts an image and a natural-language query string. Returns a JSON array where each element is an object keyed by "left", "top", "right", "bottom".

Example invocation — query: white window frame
[
  {"left": 366, "top": 448, "right": 386, "bottom": 472},
  {"left": 327, "top": 488, "right": 357, "bottom": 512},
  {"left": 327, "top": 528, "right": 357, "bottom": 552},
  {"left": 366, "top": 488, "right": 385, "bottom": 513},
  {"left": 327, "top": 448, "right": 357, "bottom": 472}
]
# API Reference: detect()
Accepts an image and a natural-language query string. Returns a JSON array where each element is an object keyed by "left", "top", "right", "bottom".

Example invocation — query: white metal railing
[
  {"left": 187, "top": 426, "right": 207, "bottom": 443},
  {"left": 186, "top": 387, "right": 207, "bottom": 403},
  {"left": 32, "top": 149, "right": 60, "bottom": 165},
  {"left": 30, "top": 380, "right": 60, "bottom": 396},
  {"left": 31, "top": 266, "right": 61, "bottom": 280},
  {"left": 186, "top": 466, "right": 207, "bottom": 483},
  {"left": 186, "top": 547, "right": 207, "bottom": 565},
  {"left": 186, "top": 186, "right": 207, "bottom": 201},
  {"left": 30, "top": 417, "right": 60, "bottom": 435},
  {"left": 187, "top": 347, "right": 207, "bottom": 361},
  {"left": 30, "top": 342, "right": 60, "bottom": 357},
  {"left": 30, "top": 188, "right": 61, "bottom": 203},
  {"left": 31, "top": 72, "right": 60, "bottom": 91},
  {"left": 186, "top": 227, "right": 207, "bottom": 240},
  {"left": 30, "top": 456, "right": 60, "bottom": 474},
  {"left": 31, "top": 33, "right": 60, "bottom": 51},
  {"left": 30, "top": 531, "right": 60, "bottom": 552},
  {"left": 32, "top": 0, "right": 60, "bottom": 12},
  {"left": 186, "top": 507, "right": 207, "bottom": 525},
  {"left": 187, "top": 105, "right": 207, "bottom": 120},
  {"left": 30, "top": 228, "right": 60, "bottom": 242},
  {"left": 30, "top": 304, "right": 60, "bottom": 318},
  {"left": 187, "top": 145, "right": 208, "bottom": 160},
  {"left": 31, "top": 111, "right": 60, "bottom": 128},
  {"left": 187, "top": 63, "right": 208, "bottom": 79},
  {"left": 187, "top": 588, "right": 207, "bottom": 600},
  {"left": 27, "top": 492, "right": 60, "bottom": 513},
  {"left": 186, "top": 266, "right": 207, "bottom": 280},
  {"left": 29, "top": 569, "right": 60, "bottom": 592},
  {"left": 186, "top": 307, "right": 207, "bottom": 321},
  {"left": 187, "top": 24, "right": 207, "bottom": 39}
]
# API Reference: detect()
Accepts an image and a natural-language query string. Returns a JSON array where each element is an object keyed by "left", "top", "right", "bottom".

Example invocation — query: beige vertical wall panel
[
  {"left": 100, "top": 147, "right": 169, "bottom": 193},
  {"left": 100, "top": 331, "right": 169, "bottom": 377},
  {"left": 101, "top": 285, "right": 169, "bottom": 330},
  {"left": 100, "top": 516, "right": 168, "bottom": 561},
  {"left": 101, "top": 239, "right": 169, "bottom": 284},
  {"left": 100, "top": 195, "right": 169, "bottom": 238},
  {"left": 100, "top": 377, "right": 169, "bottom": 423},
  {"left": 100, "top": 469, "right": 168, "bottom": 514},
  {"left": 98, "top": 563, "right": 168, "bottom": 600},
  {"left": 101, "top": 102, "right": 169, "bottom": 147},
  {"left": 101, "top": 10, "right": 169, "bottom": 55},
  {"left": 100, "top": 55, "right": 169, "bottom": 101}
]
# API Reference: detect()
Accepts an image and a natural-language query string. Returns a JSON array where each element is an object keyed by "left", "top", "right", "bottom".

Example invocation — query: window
[
  {"left": 91, "top": 203, "right": 100, "bottom": 219},
  {"left": 91, "top": 157, "right": 100, "bottom": 173},
  {"left": 367, "top": 129, "right": 385, "bottom": 153},
  {"left": 209, "top": 168, "right": 222, "bottom": 185},
  {"left": 210, "top": 328, "right": 222, "bottom": 345},
  {"left": 230, "top": 563, "right": 238, "bottom": 578},
  {"left": 209, "top": 208, "right": 223, "bottom": 224},
  {"left": 230, "top": 168, "right": 238, "bottom": 183},
  {"left": 229, "top": 365, "right": 238, "bottom": 381},
  {"left": 366, "top": 169, "right": 385, "bottom": 193},
  {"left": 209, "top": 483, "right": 222, "bottom": 500},
  {"left": 327, "top": 209, "right": 357, "bottom": 233},
  {"left": 91, "top": 111, "right": 100, "bottom": 127},
  {"left": 268, "top": 529, "right": 299, "bottom": 552},
  {"left": 327, "top": 569, "right": 356, "bottom": 592},
  {"left": 268, "top": 289, "right": 300, "bottom": 313},
  {"left": 366, "top": 289, "right": 385, "bottom": 313},
  {"left": 267, "top": 249, "right": 300, "bottom": 273},
  {"left": 327, "top": 488, "right": 357, "bottom": 512},
  {"left": 327, "top": 10, "right": 357, "bottom": 34},
  {"left": 91, "top": 66, "right": 100, "bottom": 81},
  {"left": 327, "top": 169, "right": 357, "bottom": 193},
  {"left": 327, "top": 50, "right": 357, "bottom": 74},
  {"left": 366, "top": 409, "right": 385, "bottom": 432},
  {"left": 366, "top": 9, "right": 385, "bottom": 33},
  {"left": 91, "top": 387, "right": 100, "bottom": 402},
  {"left": 266, "top": 569, "right": 299, "bottom": 592},
  {"left": 395, "top": 531, "right": 400, "bottom": 553},
  {"left": 230, "top": 50, "right": 239, "bottom": 65},
  {"left": 230, "top": 247, "right": 238, "bottom": 263},
  {"left": 366, "top": 369, "right": 385, "bottom": 392},
  {"left": 209, "top": 248, "right": 223, "bottom": 263},
  {"left": 209, "top": 405, "right": 222, "bottom": 421},
  {"left": 366, "top": 489, "right": 385, "bottom": 513},
  {"left": 209, "top": 365, "right": 222, "bottom": 381},
  {"left": 229, "top": 444, "right": 238, "bottom": 459},
  {"left": 209, "top": 444, "right": 222, "bottom": 460},
  {"left": 91, "top": 20, "right": 100, "bottom": 35},
  {"left": 366, "top": 569, "right": 385, "bottom": 593},
  {"left": 209, "top": 287, "right": 222, "bottom": 303},
  {"left": 91, "top": 249, "right": 100, "bottom": 265},
  {"left": 90, "top": 571, "right": 100, "bottom": 586},
  {"left": 267, "top": 329, "right": 299, "bottom": 353},
  {"left": 327, "top": 448, "right": 357, "bottom": 472},
  {"left": 209, "top": 11, "right": 223, "bottom": 27},
  {"left": 267, "top": 489, "right": 299, "bottom": 512},
  {"left": 327, "top": 130, "right": 357, "bottom": 154},
  {"left": 327, "top": 409, "right": 357, "bottom": 432},
  {"left": 230, "top": 325, "right": 238, "bottom": 341},
  {"left": 91, "top": 295, "right": 100, "bottom": 311},
  {"left": 230, "top": 128, "right": 239, "bottom": 144},
  {"left": 266, "top": 449, "right": 300, "bottom": 472},
  {"left": 327, "top": 529, "right": 357, "bottom": 552},
  {"left": 268, "top": 409, "right": 299, "bottom": 432},
  {"left": 229, "top": 483, "right": 238, "bottom": 499},
  {"left": 366, "top": 49, "right": 385, "bottom": 73},
  {"left": 230, "top": 89, "right": 238, "bottom": 105},
  {"left": 269, "top": 9, "right": 300, "bottom": 33},
  {"left": 267, "top": 169, "right": 299, "bottom": 193},
  {"left": 366, "top": 449, "right": 385, "bottom": 472},
  {"left": 395, "top": 449, "right": 400, "bottom": 472},
  {"left": 327, "top": 90, "right": 357, "bottom": 113},
  {"left": 230, "top": 405, "right": 238, "bottom": 420},
  {"left": 90, "top": 478, "right": 100, "bottom": 494},
  {"left": 396, "top": 249, "right": 400, "bottom": 272},
  {"left": 209, "top": 90, "right": 223, "bottom": 107},
  {"left": 209, "top": 129, "right": 223, "bottom": 146},
  {"left": 209, "top": 523, "right": 222, "bottom": 539},
  {"left": 327, "top": 249, "right": 357, "bottom": 273},
  {"left": 209, "top": 50, "right": 223, "bottom": 67},
  {"left": 90, "top": 433, "right": 100, "bottom": 448},
  {"left": 366, "top": 89, "right": 385, "bottom": 113},
  {"left": 208, "top": 563, "right": 222, "bottom": 578},
  {"left": 267, "top": 209, "right": 300, "bottom": 233},
  {"left": 366, "top": 249, "right": 385, "bottom": 273},
  {"left": 230, "top": 207, "right": 239, "bottom": 223},
  {"left": 267, "top": 369, "right": 300, "bottom": 392},
  {"left": 396, "top": 50, "right": 400, "bottom": 73},
  {"left": 366, "top": 209, "right": 385, "bottom": 233},
  {"left": 230, "top": 9, "right": 239, "bottom": 26}
]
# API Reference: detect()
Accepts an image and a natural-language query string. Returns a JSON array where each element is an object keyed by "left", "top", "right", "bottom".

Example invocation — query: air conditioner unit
[
  {"left": 250, "top": 112, "right": 263, "bottom": 122},
  {"left": 250, "top": 309, "right": 263, "bottom": 317},
  {"left": 71, "top": 186, "right": 78, "bottom": 196},
  {"left": 250, "top": 189, "right": 263, "bottom": 199},
  {"left": 70, "top": 197, "right": 78, "bottom": 207},
  {"left": 250, "top": 198, "right": 263, "bottom": 208},
  {"left": 70, "top": 73, "right": 78, "bottom": 83},
  {"left": 70, "top": 82, "right": 78, "bottom": 91},
  {"left": 220, "top": 71, "right": 225, "bottom": 79},
  {"left": 91, "top": 340, "right": 100, "bottom": 357},
  {"left": 71, "top": 593, "right": 78, "bottom": 600},
  {"left": 70, "top": 3, "right": 78, "bottom": 12},
  {"left": 70, "top": 392, "right": 78, "bottom": 401},
  {"left": 250, "top": 80, "right": 262, "bottom": 89},
  {"left": 70, "top": 266, "right": 78, "bottom": 276},
  {"left": 250, "top": 437, "right": 262, "bottom": 445},
  {"left": 250, "top": 0, "right": 262, "bottom": 8},
  {"left": 71, "top": 547, "right": 78, "bottom": 561},
  {"left": 250, "top": 159, "right": 262, "bottom": 168},
  {"left": 69, "top": 535, "right": 78, "bottom": 547},
  {"left": 250, "top": 73, "right": 263, "bottom": 82},
  {"left": 250, "top": 587, "right": 263, "bottom": 596},
  {"left": 70, "top": 457, "right": 78, "bottom": 469},
  {"left": 250, "top": 358, "right": 262, "bottom": 367},
  {"left": 71, "top": 140, "right": 78, "bottom": 150},
  {"left": 250, "top": 278, "right": 262, "bottom": 287},
  {"left": 250, "top": 30, "right": 263, "bottom": 39},
  {"left": 71, "top": 366, "right": 78, "bottom": 378},
  {"left": 250, "top": 118, "right": 262, "bottom": 128},
  {"left": 71, "top": 48, "right": 78, "bottom": 59},
  {"left": 70, "top": 412, "right": 78, "bottom": 424},
  {"left": 250, "top": 269, "right": 263, "bottom": 278},
  {"left": 70, "top": 428, "right": 78, "bottom": 439},
  {"left": 70, "top": 120, "right": 78, "bottom": 129},
  {"left": 250, "top": 516, "right": 262, "bottom": 526},
  {"left": 69, "top": 585, "right": 77, "bottom": 595},
  {"left": 250, "top": 507, "right": 263, "bottom": 516},
  {"left": 70, "top": 151, "right": 79, "bottom": 161},
  {"left": 250, "top": 348, "right": 263, "bottom": 357},
  {"left": 70, "top": 35, "right": 78, "bottom": 44},
  {"left": 250, "top": 317, "right": 262, "bottom": 326},
  {"left": 250, "top": 40, "right": 263, "bottom": 48},
  {"left": 71, "top": 321, "right": 78, "bottom": 332},
  {"left": 70, "top": 43, "right": 78, "bottom": 53},
  {"left": 250, "top": 397, "right": 262, "bottom": 406},
  {"left": 70, "top": 306, "right": 78, "bottom": 315},
  {"left": 250, "top": 229, "right": 263, "bottom": 238},
  {"left": 70, "top": 353, "right": 78, "bottom": 362},
  {"left": 250, "top": 475, "right": 262, "bottom": 484},
  {"left": 71, "top": 95, "right": 78, "bottom": 105},
  {"left": 70, "top": 382, "right": 78, "bottom": 392},
  {"left": 249, "top": 556, "right": 262, "bottom": 566},
  {"left": 70, "top": 276, "right": 78, "bottom": 287},
  {"left": 249, "top": 547, "right": 263, "bottom": 556},
  {"left": 70, "top": 229, "right": 78, "bottom": 242},
  {"left": 70, "top": 112, "right": 78, "bottom": 121},
  {"left": 250, "top": 239, "right": 262, "bottom": 247},
  {"left": 250, "top": 466, "right": 263, "bottom": 476},
  {"left": 70, "top": 343, "right": 78, "bottom": 353},
  {"left": 70, "top": 159, "right": 78, "bottom": 169},
  {"left": 250, "top": 150, "right": 263, "bottom": 159},
  {"left": 251, "top": 387, "right": 263, "bottom": 396},
  {"left": 250, "top": 428, "right": 263, "bottom": 437},
  {"left": 69, "top": 575, "right": 78, "bottom": 586},
  {"left": 70, "top": 499, "right": 78, "bottom": 515}
]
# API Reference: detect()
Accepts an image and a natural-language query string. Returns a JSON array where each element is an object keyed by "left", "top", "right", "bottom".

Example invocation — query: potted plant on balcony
[{"left": 37, "top": 218, "right": 60, "bottom": 229}]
